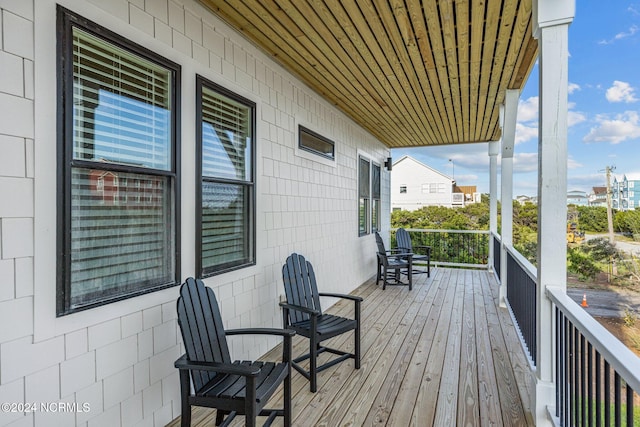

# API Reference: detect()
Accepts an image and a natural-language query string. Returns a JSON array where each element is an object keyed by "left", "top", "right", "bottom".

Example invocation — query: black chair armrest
[
  {"left": 413, "top": 245, "right": 432, "bottom": 255},
  {"left": 279, "top": 301, "right": 321, "bottom": 316},
  {"left": 318, "top": 292, "right": 363, "bottom": 302},
  {"left": 174, "top": 354, "right": 261, "bottom": 376},
  {"left": 225, "top": 328, "right": 296, "bottom": 338}
]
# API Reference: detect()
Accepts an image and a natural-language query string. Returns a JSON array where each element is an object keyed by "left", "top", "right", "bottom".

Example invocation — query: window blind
[
  {"left": 199, "top": 83, "right": 254, "bottom": 274},
  {"left": 72, "top": 27, "right": 171, "bottom": 170},
  {"left": 63, "top": 24, "right": 176, "bottom": 312}
]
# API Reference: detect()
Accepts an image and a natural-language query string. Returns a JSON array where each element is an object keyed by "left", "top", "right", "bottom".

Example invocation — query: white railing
[{"left": 547, "top": 286, "right": 640, "bottom": 426}]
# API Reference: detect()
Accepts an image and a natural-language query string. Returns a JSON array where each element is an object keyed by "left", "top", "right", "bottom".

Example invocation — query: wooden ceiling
[{"left": 201, "top": 0, "right": 538, "bottom": 148}]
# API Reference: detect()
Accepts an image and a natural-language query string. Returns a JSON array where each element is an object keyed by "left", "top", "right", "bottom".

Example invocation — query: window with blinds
[
  {"left": 372, "top": 163, "right": 381, "bottom": 233},
  {"left": 57, "top": 8, "right": 179, "bottom": 315},
  {"left": 197, "top": 76, "right": 255, "bottom": 276},
  {"left": 359, "top": 156, "right": 371, "bottom": 236}
]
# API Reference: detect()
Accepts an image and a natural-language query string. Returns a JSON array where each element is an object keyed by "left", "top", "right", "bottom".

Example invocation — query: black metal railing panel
[
  {"left": 493, "top": 232, "right": 501, "bottom": 281},
  {"left": 505, "top": 249, "right": 537, "bottom": 365},
  {"left": 391, "top": 228, "right": 490, "bottom": 268},
  {"left": 549, "top": 287, "right": 640, "bottom": 426}
]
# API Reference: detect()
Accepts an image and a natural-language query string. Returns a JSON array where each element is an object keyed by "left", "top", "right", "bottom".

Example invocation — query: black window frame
[
  {"left": 298, "top": 125, "right": 335, "bottom": 160},
  {"left": 358, "top": 156, "right": 371, "bottom": 236},
  {"left": 56, "top": 7, "right": 181, "bottom": 316},
  {"left": 196, "top": 75, "right": 256, "bottom": 277},
  {"left": 372, "top": 162, "right": 381, "bottom": 233}
]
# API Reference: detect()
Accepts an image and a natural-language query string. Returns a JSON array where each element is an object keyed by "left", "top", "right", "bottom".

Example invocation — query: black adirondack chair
[
  {"left": 375, "top": 232, "right": 413, "bottom": 290},
  {"left": 175, "top": 277, "right": 295, "bottom": 427},
  {"left": 396, "top": 227, "right": 431, "bottom": 277},
  {"left": 281, "top": 253, "right": 362, "bottom": 392}
]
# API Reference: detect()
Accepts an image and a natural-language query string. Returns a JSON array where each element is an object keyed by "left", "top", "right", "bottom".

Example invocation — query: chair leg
[
  {"left": 179, "top": 370, "right": 191, "bottom": 427},
  {"left": 284, "top": 367, "right": 292, "bottom": 426},
  {"left": 215, "top": 411, "right": 225, "bottom": 426},
  {"left": 309, "top": 314, "right": 318, "bottom": 392},
  {"left": 245, "top": 376, "right": 257, "bottom": 427},
  {"left": 355, "top": 300, "right": 361, "bottom": 369}
]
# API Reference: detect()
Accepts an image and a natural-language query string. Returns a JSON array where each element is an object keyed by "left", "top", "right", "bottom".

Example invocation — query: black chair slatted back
[
  {"left": 396, "top": 228, "right": 412, "bottom": 251},
  {"left": 375, "top": 232, "right": 390, "bottom": 266},
  {"left": 282, "top": 253, "right": 323, "bottom": 324},
  {"left": 177, "top": 277, "right": 231, "bottom": 392}
]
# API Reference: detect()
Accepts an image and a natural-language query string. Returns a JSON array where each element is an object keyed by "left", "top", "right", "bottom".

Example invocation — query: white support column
[
  {"left": 533, "top": 0, "right": 575, "bottom": 425},
  {"left": 488, "top": 140, "right": 500, "bottom": 271},
  {"left": 499, "top": 89, "right": 519, "bottom": 306}
]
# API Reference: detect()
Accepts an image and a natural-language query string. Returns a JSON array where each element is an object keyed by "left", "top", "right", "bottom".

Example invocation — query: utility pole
[
  {"left": 605, "top": 165, "right": 617, "bottom": 279},
  {"left": 605, "top": 166, "right": 615, "bottom": 244}
]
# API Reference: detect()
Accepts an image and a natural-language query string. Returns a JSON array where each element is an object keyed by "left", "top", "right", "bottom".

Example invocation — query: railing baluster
[
  {"left": 588, "top": 342, "right": 593, "bottom": 427},
  {"left": 626, "top": 384, "right": 634, "bottom": 427},
  {"left": 614, "top": 372, "right": 621, "bottom": 427},
  {"left": 595, "top": 352, "right": 601, "bottom": 427},
  {"left": 604, "top": 361, "right": 610, "bottom": 425},
  {"left": 578, "top": 334, "right": 587, "bottom": 427}
]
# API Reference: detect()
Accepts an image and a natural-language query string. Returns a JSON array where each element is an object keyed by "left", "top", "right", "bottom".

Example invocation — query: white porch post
[
  {"left": 488, "top": 140, "right": 500, "bottom": 271},
  {"left": 499, "top": 90, "right": 519, "bottom": 306},
  {"left": 533, "top": 0, "right": 575, "bottom": 425}
]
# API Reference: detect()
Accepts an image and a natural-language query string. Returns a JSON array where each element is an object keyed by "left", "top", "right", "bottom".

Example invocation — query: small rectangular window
[
  {"left": 400, "top": 186, "right": 407, "bottom": 194},
  {"left": 57, "top": 7, "right": 180, "bottom": 315},
  {"left": 298, "top": 126, "right": 334, "bottom": 160}
]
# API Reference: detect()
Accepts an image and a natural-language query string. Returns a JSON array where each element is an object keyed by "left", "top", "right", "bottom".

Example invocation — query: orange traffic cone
[{"left": 581, "top": 294, "right": 588, "bottom": 308}]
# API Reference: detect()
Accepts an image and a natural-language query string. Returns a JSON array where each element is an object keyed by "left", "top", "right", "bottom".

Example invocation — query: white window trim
[{"left": 293, "top": 118, "right": 337, "bottom": 168}]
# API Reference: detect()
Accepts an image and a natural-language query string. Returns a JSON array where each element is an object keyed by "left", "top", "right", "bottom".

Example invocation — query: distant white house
[{"left": 391, "top": 155, "right": 458, "bottom": 210}]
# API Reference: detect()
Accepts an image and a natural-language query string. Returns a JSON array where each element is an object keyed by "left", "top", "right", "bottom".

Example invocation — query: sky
[{"left": 391, "top": 1, "right": 640, "bottom": 197}]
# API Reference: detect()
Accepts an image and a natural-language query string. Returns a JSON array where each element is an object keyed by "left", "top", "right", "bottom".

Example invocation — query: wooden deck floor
[{"left": 167, "top": 268, "right": 534, "bottom": 426}]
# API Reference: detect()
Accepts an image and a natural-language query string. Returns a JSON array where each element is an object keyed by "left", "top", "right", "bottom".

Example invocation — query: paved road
[
  {"left": 585, "top": 233, "right": 640, "bottom": 256},
  {"left": 567, "top": 288, "right": 640, "bottom": 318}
]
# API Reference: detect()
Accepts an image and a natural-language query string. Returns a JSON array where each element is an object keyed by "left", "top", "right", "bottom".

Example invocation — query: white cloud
[
  {"left": 517, "top": 96, "right": 538, "bottom": 122},
  {"left": 606, "top": 81, "right": 638, "bottom": 103},
  {"left": 567, "top": 156, "right": 583, "bottom": 170},
  {"left": 583, "top": 111, "right": 640, "bottom": 144},
  {"left": 598, "top": 25, "right": 639, "bottom": 44},
  {"left": 510, "top": 152, "right": 538, "bottom": 173},
  {"left": 568, "top": 83, "right": 581, "bottom": 94},
  {"left": 515, "top": 123, "right": 538, "bottom": 144},
  {"left": 568, "top": 110, "right": 587, "bottom": 127}
]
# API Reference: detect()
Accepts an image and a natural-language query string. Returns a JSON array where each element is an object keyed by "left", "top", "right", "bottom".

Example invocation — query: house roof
[
  {"left": 393, "top": 155, "right": 452, "bottom": 180},
  {"left": 202, "top": 0, "right": 538, "bottom": 149}
]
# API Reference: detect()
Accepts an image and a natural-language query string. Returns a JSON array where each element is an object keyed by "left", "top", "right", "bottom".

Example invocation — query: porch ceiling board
[{"left": 202, "top": 0, "right": 538, "bottom": 148}]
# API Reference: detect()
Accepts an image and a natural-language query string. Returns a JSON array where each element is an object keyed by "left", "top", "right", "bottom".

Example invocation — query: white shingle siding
[{"left": 0, "top": 0, "right": 390, "bottom": 425}]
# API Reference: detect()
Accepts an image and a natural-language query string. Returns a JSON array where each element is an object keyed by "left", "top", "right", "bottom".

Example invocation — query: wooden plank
[
  {"left": 439, "top": 0, "right": 464, "bottom": 142},
  {"left": 356, "top": 273, "right": 442, "bottom": 425},
  {"left": 405, "top": 0, "right": 453, "bottom": 142},
  {"left": 468, "top": 0, "right": 486, "bottom": 144},
  {"left": 456, "top": 0, "right": 472, "bottom": 142},
  {"left": 473, "top": 0, "right": 501, "bottom": 141},
  {"left": 385, "top": 269, "right": 450, "bottom": 425},
  {"left": 457, "top": 269, "right": 480, "bottom": 426},
  {"left": 410, "top": 268, "right": 460, "bottom": 424},
  {"left": 479, "top": 0, "right": 518, "bottom": 139},
  {"left": 422, "top": 1, "right": 458, "bottom": 143},
  {"left": 473, "top": 267, "right": 505, "bottom": 426},
  {"left": 433, "top": 268, "right": 465, "bottom": 425},
  {"left": 479, "top": 267, "right": 529, "bottom": 426}
]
